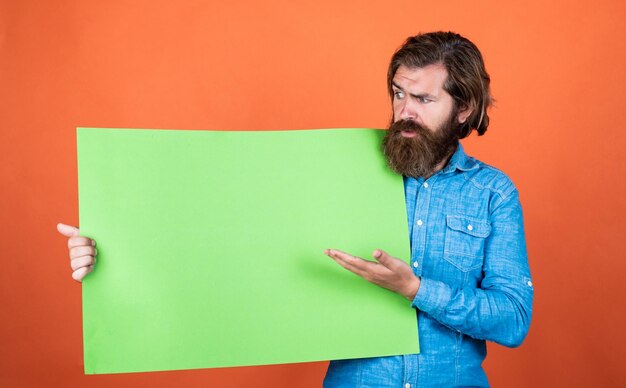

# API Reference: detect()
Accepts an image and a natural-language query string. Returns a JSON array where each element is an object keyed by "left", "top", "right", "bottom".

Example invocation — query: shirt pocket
[{"left": 443, "top": 215, "right": 491, "bottom": 272}]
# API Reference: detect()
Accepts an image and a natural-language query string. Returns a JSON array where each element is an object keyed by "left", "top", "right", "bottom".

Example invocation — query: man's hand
[
  {"left": 56, "top": 223, "right": 97, "bottom": 282},
  {"left": 324, "top": 248, "right": 420, "bottom": 301}
]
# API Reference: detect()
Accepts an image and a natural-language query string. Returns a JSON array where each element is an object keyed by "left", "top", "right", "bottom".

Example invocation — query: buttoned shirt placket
[
  {"left": 407, "top": 175, "right": 439, "bottom": 278},
  {"left": 404, "top": 173, "right": 440, "bottom": 386}
]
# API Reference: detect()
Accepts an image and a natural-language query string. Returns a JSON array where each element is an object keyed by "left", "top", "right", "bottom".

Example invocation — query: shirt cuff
[{"left": 411, "top": 277, "right": 454, "bottom": 318}]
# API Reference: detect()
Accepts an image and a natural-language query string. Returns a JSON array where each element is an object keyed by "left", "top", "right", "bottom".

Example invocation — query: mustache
[{"left": 388, "top": 119, "right": 430, "bottom": 136}]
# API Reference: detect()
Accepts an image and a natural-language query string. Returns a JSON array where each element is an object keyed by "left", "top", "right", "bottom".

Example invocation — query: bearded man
[
  {"left": 322, "top": 32, "right": 533, "bottom": 387},
  {"left": 58, "top": 31, "right": 533, "bottom": 388}
]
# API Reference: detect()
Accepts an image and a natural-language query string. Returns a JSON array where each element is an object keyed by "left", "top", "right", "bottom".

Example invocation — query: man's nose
[{"left": 397, "top": 99, "right": 417, "bottom": 121}]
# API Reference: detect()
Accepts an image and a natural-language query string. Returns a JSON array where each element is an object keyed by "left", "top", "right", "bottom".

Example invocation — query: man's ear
[{"left": 456, "top": 105, "right": 474, "bottom": 124}]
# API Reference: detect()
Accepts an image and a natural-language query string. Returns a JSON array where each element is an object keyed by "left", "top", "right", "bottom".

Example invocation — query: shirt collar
[{"left": 441, "top": 142, "right": 479, "bottom": 174}]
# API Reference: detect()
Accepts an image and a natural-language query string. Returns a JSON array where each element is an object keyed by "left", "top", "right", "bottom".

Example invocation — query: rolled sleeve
[{"left": 411, "top": 277, "right": 453, "bottom": 318}]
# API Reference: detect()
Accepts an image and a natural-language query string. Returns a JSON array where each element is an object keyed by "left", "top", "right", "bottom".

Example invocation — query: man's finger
[
  {"left": 325, "top": 249, "right": 374, "bottom": 270},
  {"left": 70, "top": 255, "right": 96, "bottom": 271},
  {"left": 68, "top": 236, "right": 95, "bottom": 249},
  {"left": 372, "top": 249, "right": 398, "bottom": 269},
  {"left": 329, "top": 254, "right": 364, "bottom": 275},
  {"left": 70, "top": 246, "right": 97, "bottom": 260},
  {"left": 324, "top": 249, "right": 381, "bottom": 279},
  {"left": 57, "top": 223, "right": 79, "bottom": 237},
  {"left": 325, "top": 249, "right": 356, "bottom": 261},
  {"left": 72, "top": 266, "right": 94, "bottom": 282}
]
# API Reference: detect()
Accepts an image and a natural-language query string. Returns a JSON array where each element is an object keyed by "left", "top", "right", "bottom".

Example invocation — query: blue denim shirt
[{"left": 324, "top": 143, "right": 533, "bottom": 387}]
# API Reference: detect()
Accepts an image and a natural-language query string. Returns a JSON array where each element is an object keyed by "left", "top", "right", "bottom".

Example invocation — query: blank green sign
[{"left": 77, "top": 128, "right": 419, "bottom": 374}]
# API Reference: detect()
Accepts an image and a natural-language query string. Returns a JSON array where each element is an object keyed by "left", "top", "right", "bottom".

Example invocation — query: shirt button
[
  {"left": 527, "top": 281, "right": 533, "bottom": 287},
  {"left": 413, "top": 262, "right": 419, "bottom": 268},
  {"left": 405, "top": 384, "right": 411, "bottom": 388},
  {"left": 417, "top": 220, "right": 423, "bottom": 226},
  {"left": 467, "top": 224, "right": 473, "bottom": 231},
  {"left": 423, "top": 182, "right": 429, "bottom": 188}
]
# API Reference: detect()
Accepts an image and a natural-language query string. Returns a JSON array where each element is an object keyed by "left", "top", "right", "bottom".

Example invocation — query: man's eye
[
  {"left": 417, "top": 97, "right": 431, "bottom": 103},
  {"left": 394, "top": 91, "right": 404, "bottom": 99}
]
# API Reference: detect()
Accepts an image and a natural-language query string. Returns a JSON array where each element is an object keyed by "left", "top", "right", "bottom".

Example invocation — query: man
[
  {"left": 321, "top": 32, "right": 533, "bottom": 387},
  {"left": 59, "top": 31, "right": 532, "bottom": 387}
]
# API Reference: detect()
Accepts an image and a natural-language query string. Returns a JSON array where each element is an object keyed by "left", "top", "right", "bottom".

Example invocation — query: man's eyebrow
[{"left": 392, "top": 82, "right": 435, "bottom": 99}]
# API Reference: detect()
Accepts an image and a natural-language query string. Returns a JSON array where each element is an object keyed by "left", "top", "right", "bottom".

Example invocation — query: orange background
[{"left": 1, "top": 1, "right": 625, "bottom": 387}]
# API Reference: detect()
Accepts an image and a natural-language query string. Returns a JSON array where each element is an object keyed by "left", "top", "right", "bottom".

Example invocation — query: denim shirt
[{"left": 324, "top": 143, "right": 534, "bottom": 387}]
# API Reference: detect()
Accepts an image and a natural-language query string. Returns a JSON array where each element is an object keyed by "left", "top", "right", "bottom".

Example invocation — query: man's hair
[{"left": 387, "top": 31, "right": 493, "bottom": 138}]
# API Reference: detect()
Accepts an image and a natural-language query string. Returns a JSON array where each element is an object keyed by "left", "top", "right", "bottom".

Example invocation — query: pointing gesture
[{"left": 324, "top": 248, "right": 420, "bottom": 301}]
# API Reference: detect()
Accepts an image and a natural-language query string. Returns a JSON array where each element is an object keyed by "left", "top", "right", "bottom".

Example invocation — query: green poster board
[{"left": 77, "top": 128, "right": 419, "bottom": 374}]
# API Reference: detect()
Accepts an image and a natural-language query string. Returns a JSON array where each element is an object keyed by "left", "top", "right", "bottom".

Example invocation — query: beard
[{"left": 382, "top": 112, "right": 460, "bottom": 178}]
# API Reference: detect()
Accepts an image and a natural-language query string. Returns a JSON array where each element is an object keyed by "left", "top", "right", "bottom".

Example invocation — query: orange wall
[{"left": 1, "top": 1, "right": 625, "bottom": 387}]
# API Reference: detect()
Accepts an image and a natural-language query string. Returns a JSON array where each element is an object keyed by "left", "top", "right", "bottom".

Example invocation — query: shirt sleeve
[{"left": 411, "top": 185, "right": 534, "bottom": 348}]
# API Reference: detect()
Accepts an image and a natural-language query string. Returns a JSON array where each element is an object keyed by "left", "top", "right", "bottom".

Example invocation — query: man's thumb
[
  {"left": 372, "top": 249, "right": 393, "bottom": 267},
  {"left": 57, "top": 223, "right": 79, "bottom": 237}
]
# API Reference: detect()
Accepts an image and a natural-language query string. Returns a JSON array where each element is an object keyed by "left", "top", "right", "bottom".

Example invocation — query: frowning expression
[{"left": 391, "top": 64, "right": 470, "bottom": 137}]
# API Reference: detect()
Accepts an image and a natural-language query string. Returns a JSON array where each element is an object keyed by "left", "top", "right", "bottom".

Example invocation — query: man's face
[
  {"left": 391, "top": 64, "right": 459, "bottom": 132},
  {"left": 383, "top": 64, "right": 469, "bottom": 178}
]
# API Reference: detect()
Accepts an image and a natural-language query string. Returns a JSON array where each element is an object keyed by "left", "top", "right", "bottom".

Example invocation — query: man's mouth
[{"left": 400, "top": 130, "right": 418, "bottom": 138}]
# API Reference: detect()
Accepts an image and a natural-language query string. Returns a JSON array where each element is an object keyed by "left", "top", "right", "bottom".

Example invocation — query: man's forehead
[{"left": 392, "top": 64, "right": 449, "bottom": 92}]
